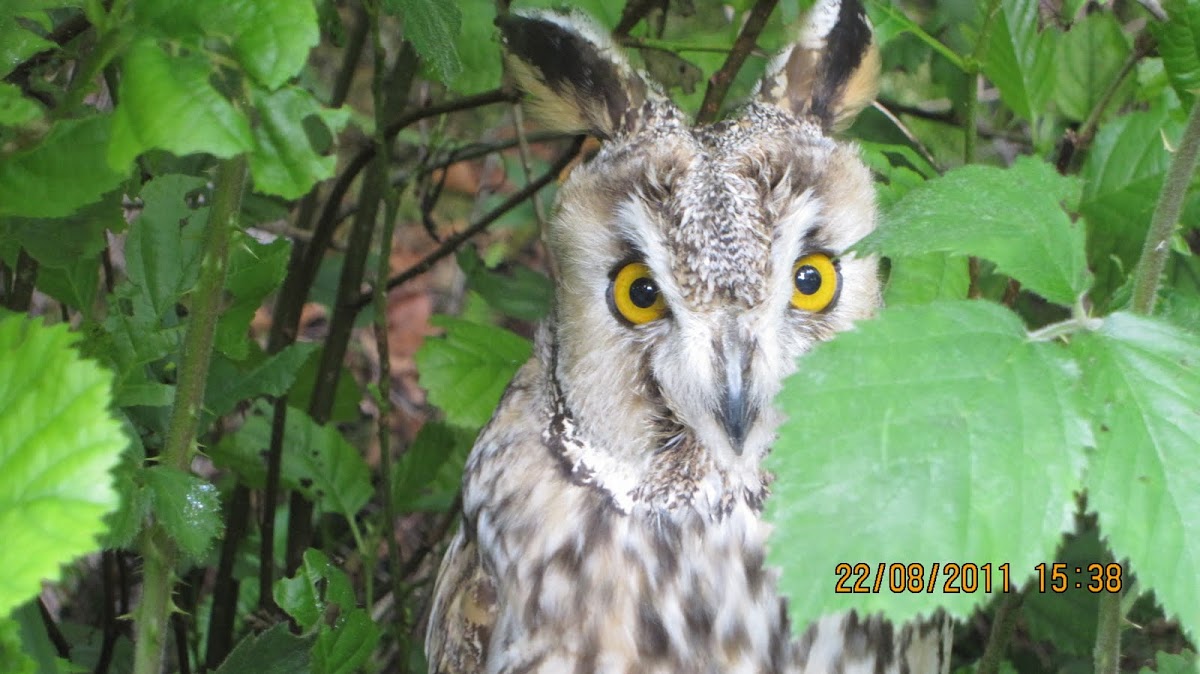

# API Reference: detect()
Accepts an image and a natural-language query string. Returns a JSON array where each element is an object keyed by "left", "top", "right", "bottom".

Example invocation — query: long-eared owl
[{"left": 426, "top": 1, "right": 952, "bottom": 671}]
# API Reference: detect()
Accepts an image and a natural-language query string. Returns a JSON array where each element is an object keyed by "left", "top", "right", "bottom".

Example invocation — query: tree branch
[
  {"left": 352, "top": 136, "right": 585, "bottom": 311},
  {"left": 696, "top": 0, "right": 778, "bottom": 125}
]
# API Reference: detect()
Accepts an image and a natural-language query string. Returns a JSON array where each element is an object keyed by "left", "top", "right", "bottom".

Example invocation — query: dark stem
[
  {"left": 614, "top": 0, "right": 661, "bottom": 36},
  {"left": 203, "top": 483, "right": 250, "bottom": 669},
  {"left": 37, "top": 597, "right": 70, "bottom": 658},
  {"left": 353, "top": 136, "right": 586, "bottom": 310},
  {"left": 5, "top": 248, "right": 38, "bottom": 312},
  {"left": 696, "top": 0, "right": 778, "bottom": 124},
  {"left": 287, "top": 42, "right": 421, "bottom": 572}
]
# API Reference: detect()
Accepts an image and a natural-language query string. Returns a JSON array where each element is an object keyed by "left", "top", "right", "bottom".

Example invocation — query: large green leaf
[
  {"left": 415, "top": 317, "right": 532, "bottom": 428},
  {"left": 386, "top": 0, "right": 463, "bottom": 86},
  {"left": 983, "top": 0, "right": 1055, "bottom": 123},
  {"left": 249, "top": 86, "right": 350, "bottom": 199},
  {"left": 0, "top": 317, "right": 125, "bottom": 617},
  {"left": 1154, "top": 0, "right": 1200, "bottom": 106},
  {"left": 1072, "top": 313, "right": 1200, "bottom": 639},
  {"left": 861, "top": 157, "right": 1090, "bottom": 306},
  {"left": 0, "top": 115, "right": 125, "bottom": 218},
  {"left": 1053, "top": 12, "right": 1132, "bottom": 122},
  {"left": 0, "top": 191, "right": 122, "bottom": 270},
  {"left": 768, "top": 301, "right": 1088, "bottom": 625},
  {"left": 1079, "top": 103, "right": 1185, "bottom": 304},
  {"left": 451, "top": 0, "right": 501, "bottom": 93},
  {"left": 313, "top": 609, "right": 380, "bottom": 674},
  {"left": 209, "top": 405, "right": 371, "bottom": 518},
  {"left": 213, "top": 0, "right": 320, "bottom": 90},
  {"left": 109, "top": 38, "right": 254, "bottom": 169}
]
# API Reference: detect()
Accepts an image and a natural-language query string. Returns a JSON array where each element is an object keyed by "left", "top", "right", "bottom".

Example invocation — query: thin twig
[
  {"left": 352, "top": 137, "right": 585, "bottom": 311},
  {"left": 871, "top": 101, "right": 943, "bottom": 174},
  {"left": 696, "top": 0, "right": 778, "bottom": 125},
  {"left": 301, "top": 87, "right": 518, "bottom": 297}
]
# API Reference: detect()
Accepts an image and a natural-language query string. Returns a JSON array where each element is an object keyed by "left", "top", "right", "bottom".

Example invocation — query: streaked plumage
[{"left": 426, "top": 2, "right": 951, "bottom": 672}]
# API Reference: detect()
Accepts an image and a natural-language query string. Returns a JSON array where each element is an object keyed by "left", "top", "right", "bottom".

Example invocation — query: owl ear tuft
[
  {"left": 756, "top": 0, "right": 880, "bottom": 131},
  {"left": 496, "top": 10, "right": 659, "bottom": 139}
]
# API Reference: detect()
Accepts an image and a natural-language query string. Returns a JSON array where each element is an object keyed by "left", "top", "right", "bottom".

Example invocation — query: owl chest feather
[{"left": 450, "top": 359, "right": 791, "bottom": 673}]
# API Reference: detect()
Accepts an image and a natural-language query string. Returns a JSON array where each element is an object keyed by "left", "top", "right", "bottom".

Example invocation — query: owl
[{"left": 425, "top": 1, "right": 952, "bottom": 672}]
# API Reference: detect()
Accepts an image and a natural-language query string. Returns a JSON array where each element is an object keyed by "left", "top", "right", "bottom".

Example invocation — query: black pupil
[
  {"left": 795, "top": 265, "right": 822, "bottom": 295},
  {"left": 629, "top": 277, "right": 659, "bottom": 308}
]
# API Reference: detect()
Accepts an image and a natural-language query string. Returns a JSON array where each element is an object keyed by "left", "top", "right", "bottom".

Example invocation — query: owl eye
[
  {"left": 610, "top": 262, "right": 667, "bottom": 325},
  {"left": 790, "top": 253, "right": 840, "bottom": 312}
]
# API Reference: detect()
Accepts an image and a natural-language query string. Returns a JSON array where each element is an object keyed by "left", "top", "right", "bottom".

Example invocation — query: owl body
[{"left": 427, "top": 2, "right": 951, "bottom": 672}]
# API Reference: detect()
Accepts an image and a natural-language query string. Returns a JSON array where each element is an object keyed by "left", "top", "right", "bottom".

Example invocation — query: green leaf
[
  {"left": 288, "top": 355, "right": 361, "bottom": 423},
  {"left": 0, "top": 82, "right": 40, "bottom": 126},
  {"left": 883, "top": 253, "right": 970, "bottom": 305},
  {"left": 143, "top": 466, "right": 223, "bottom": 560},
  {"left": 1053, "top": 13, "right": 1132, "bottom": 122},
  {"left": 124, "top": 175, "right": 209, "bottom": 322},
  {"left": 1140, "top": 650, "right": 1199, "bottom": 674},
  {"left": 861, "top": 156, "right": 1090, "bottom": 306},
  {"left": 249, "top": 86, "right": 350, "bottom": 199},
  {"left": 1154, "top": 0, "right": 1200, "bottom": 106},
  {"left": 0, "top": 317, "right": 125, "bottom": 617},
  {"left": 313, "top": 609, "right": 380, "bottom": 674},
  {"left": 0, "top": 2, "right": 81, "bottom": 80},
  {"left": 415, "top": 316, "right": 532, "bottom": 429},
  {"left": 385, "top": 0, "right": 463, "bottom": 85},
  {"left": 209, "top": 405, "right": 370, "bottom": 518},
  {"left": 392, "top": 421, "right": 475, "bottom": 512},
  {"left": 457, "top": 247, "right": 553, "bottom": 321},
  {"left": 213, "top": 623, "right": 312, "bottom": 674},
  {"left": 768, "top": 301, "right": 1088, "bottom": 625},
  {"left": 1079, "top": 103, "right": 1185, "bottom": 304},
  {"left": 0, "top": 616, "right": 36, "bottom": 674},
  {"left": 0, "top": 190, "right": 121, "bottom": 270},
  {"left": 204, "top": 342, "right": 319, "bottom": 419},
  {"left": 274, "top": 548, "right": 356, "bottom": 631},
  {"left": 109, "top": 39, "right": 254, "bottom": 169},
  {"left": 1021, "top": 525, "right": 1103, "bottom": 657},
  {"left": 212, "top": 0, "right": 319, "bottom": 90},
  {"left": 1072, "top": 313, "right": 1200, "bottom": 639},
  {"left": 0, "top": 115, "right": 126, "bottom": 218},
  {"left": 215, "top": 235, "right": 292, "bottom": 359},
  {"left": 449, "top": 0, "right": 500, "bottom": 93},
  {"left": 984, "top": 0, "right": 1056, "bottom": 123}
]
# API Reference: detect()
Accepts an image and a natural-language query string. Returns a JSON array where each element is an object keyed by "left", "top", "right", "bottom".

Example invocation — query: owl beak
[
  {"left": 720, "top": 386, "right": 754, "bottom": 454},
  {"left": 718, "top": 335, "right": 757, "bottom": 455}
]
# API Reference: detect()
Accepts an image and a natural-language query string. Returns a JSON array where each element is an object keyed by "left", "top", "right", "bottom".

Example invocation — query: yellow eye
[
  {"left": 790, "top": 253, "right": 840, "bottom": 312},
  {"left": 610, "top": 262, "right": 667, "bottom": 325}
]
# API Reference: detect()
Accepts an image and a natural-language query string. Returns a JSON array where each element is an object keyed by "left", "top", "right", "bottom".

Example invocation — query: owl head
[{"left": 498, "top": 1, "right": 881, "bottom": 488}]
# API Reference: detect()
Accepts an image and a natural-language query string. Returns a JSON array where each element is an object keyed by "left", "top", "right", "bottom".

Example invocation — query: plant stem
[
  {"left": 133, "top": 154, "right": 247, "bottom": 674},
  {"left": 1131, "top": 99, "right": 1200, "bottom": 315},
  {"left": 963, "top": 0, "right": 1002, "bottom": 165},
  {"left": 618, "top": 36, "right": 737, "bottom": 55},
  {"left": 1093, "top": 587, "right": 1123, "bottom": 674},
  {"left": 368, "top": 2, "right": 405, "bottom": 640},
  {"left": 977, "top": 592, "right": 1023, "bottom": 674}
]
